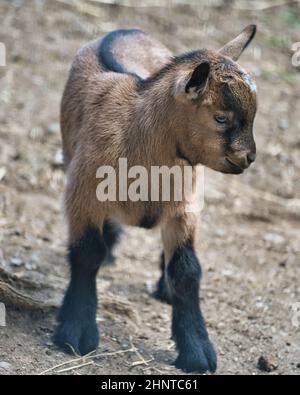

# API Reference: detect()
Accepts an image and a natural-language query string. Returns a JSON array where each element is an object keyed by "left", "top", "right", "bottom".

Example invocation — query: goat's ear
[
  {"left": 219, "top": 24, "right": 256, "bottom": 61},
  {"left": 185, "top": 61, "right": 210, "bottom": 99}
]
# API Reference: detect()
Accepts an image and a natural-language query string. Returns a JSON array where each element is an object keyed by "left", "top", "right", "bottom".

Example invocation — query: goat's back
[{"left": 61, "top": 30, "right": 172, "bottom": 167}]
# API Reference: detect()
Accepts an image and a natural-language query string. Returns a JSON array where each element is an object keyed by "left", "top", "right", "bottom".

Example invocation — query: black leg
[
  {"left": 167, "top": 242, "right": 217, "bottom": 374},
  {"left": 53, "top": 226, "right": 107, "bottom": 355},
  {"left": 153, "top": 253, "right": 172, "bottom": 304},
  {"left": 102, "top": 221, "right": 122, "bottom": 266}
]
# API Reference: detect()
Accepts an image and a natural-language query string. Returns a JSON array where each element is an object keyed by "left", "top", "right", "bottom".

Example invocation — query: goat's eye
[{"left": 215, "top": 115, "right": 228, "bottom": 124}]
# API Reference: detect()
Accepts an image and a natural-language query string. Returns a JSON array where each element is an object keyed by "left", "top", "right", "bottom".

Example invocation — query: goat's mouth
[{"left": 223, "top": 158, "right": 244, "bottom": 174}]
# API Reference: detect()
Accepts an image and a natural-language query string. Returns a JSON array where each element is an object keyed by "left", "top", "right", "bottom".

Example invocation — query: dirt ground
[{"left": 0, "top": 0, "right": 299, "bottom": 375}]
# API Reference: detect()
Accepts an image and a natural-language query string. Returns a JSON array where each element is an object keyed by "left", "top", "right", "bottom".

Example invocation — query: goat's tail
[{"left": 99, "top": 29, "right": 173, "bottom": 80}]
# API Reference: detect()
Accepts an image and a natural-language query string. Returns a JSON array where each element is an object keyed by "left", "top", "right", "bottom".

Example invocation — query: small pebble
[
  {"left": 25, "top": 263, "right": 36, "bottom": 271},
  {"left": 0, "top": 362, "right": 11, "bottom": 370},
  {"left": 52, "top": 149, "right": 64, "bottom": 167},
  {"left": 257, "top": 355, "right": 278, "bottom": 372},
  {"left": 10, "top": 257, "right": 23, "bottom": 267},
  {"left": 263, "top": 232, "right": 285, "bottom": 246},
  {"left": 278, "top": 119, "right": 289, "bottom": 130},
  {"left": 0, "top": 167, "right": 6, "bottom": 181},
  {"left": 279, "top": 260, "right": 287, "bottom": 268},
  {"left": 47, "top": 122, "right": 60, "bottom": 135}
]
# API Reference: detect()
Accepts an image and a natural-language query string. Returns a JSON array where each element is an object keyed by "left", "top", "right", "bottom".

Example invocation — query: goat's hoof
[
  {"left": 152, "top": 289, "right": 172, "bottom": 305},
  {"left": 53, "top": 319, "right": 99, "bottom": 356},
  {"left": 175, "top": 339, "right": 217, "bottom": 374}
]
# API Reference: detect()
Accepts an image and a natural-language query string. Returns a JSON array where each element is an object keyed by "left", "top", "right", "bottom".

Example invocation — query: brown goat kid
[{"left": 55, "top": 25, "right": 257, "bottom": 374}]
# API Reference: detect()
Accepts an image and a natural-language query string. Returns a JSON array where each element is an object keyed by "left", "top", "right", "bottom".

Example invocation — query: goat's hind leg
[
  {"left": 53, "top": 225, "right": 107, "bottom": 355},
  {"left": 153, "top": 253, "right": 172, "bottom": 304},
  {"left": 102, "top": 221, "right": 122, "bottom": 266}
]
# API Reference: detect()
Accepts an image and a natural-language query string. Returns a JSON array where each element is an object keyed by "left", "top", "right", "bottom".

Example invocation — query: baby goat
[{"left": 54, "top": 25, "right": 257, "bottom": 373}]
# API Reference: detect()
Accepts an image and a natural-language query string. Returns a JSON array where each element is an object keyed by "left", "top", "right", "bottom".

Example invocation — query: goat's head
[{"left": 173, "top": 25, "right": 257, "bottom": 174}]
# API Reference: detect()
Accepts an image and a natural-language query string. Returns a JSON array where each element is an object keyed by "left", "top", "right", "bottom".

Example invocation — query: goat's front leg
[
  {"left": 161, "top": 214, "right": 217, "bottom": 374},
  {"left": 54, "top": 225, "right": 107, "bottom": 355}
]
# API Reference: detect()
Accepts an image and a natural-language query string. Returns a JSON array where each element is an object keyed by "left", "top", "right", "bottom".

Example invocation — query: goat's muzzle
[{"left": 224, "top": 150, "right": 256, "bottom": 174}]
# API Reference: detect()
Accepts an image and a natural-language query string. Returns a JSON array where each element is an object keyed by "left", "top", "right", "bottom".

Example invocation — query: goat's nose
[
  {"left": 228, "top": 150, "right": 256, "bottom": 169},
  {"left": 247, "top": 152, "right": 256, "bottom": 164}
]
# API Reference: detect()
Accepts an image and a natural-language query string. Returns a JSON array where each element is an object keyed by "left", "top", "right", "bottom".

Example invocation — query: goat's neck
[{"left": 131, "top": 84, "right": 179, "bottom": 166}]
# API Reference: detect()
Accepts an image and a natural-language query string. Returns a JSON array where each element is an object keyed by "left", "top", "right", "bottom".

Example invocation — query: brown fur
[
  {"left": 61, "top": 27, "right": 257, "bottom": 256},
  {"left": 57, "top": 25, "right": 258, "bottom": 370}
]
